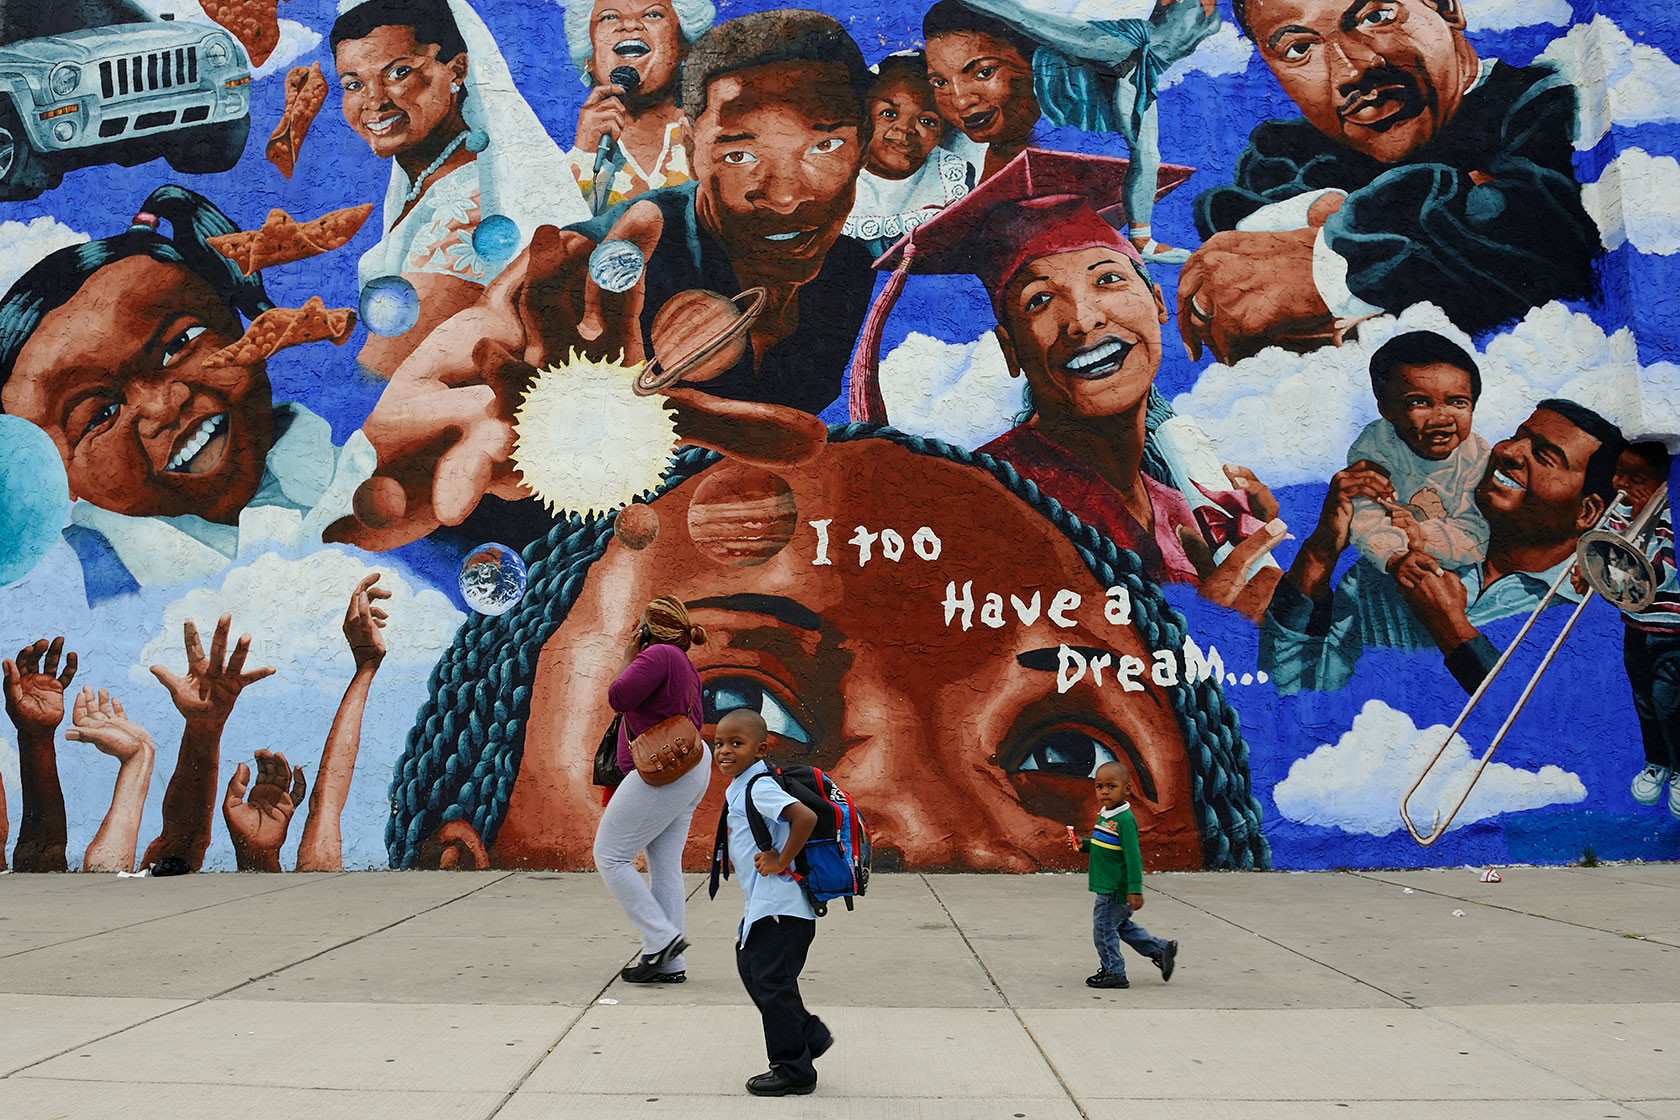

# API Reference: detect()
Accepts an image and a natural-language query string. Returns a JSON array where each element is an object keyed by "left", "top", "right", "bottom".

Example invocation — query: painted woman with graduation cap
[{"left": 850, "top": 149, "right": 1285, "bottom": 619}]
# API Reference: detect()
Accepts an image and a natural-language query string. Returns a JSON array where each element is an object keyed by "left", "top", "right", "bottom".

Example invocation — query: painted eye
[
  {"left": 928, "top": 76, "right": 946, "bottom": 88},
  {"left": 976, "top": 65, "right": 997, "bottom": 79},
  {"left": 1095, "top": 271, "right": 1124, "bottom": 285},
  {"left": 342, "top": 78, "right": 363, "bottom": 92},
  {"left": 1360, "top": 6, "right": 1397, "bottom": 27},
  {"left": 1281, "top": 40, "right": 1312, "bottom": 60},
  {"left": 1024, "top": 290, "right": 1053, "bottom": 312},
  {"left": 703, "top": 676, "right": 814, "bottom": 745},
  {"left": 161, "top": 325, "right": 206, "bottom": 367},
  {"left": 84, "top": 399, "right": 121, "bottom": 437},
  {"left": 879, "top": 107, "right": 898, "bottom": 120},
  {"left": 598, "top": 12, "right": 619, "bottom": 22},
  {"left": 918, "top": 116, "right": 941, "bottom": 130},
  {"left": 809, "top": 137, "right": 846, "bottom": 154},
  {"left": 1012, "top": 730, "right": 1118, "bottom": 778},
  {"left": 389, "top": 65, "right": 413, "bottom": 81},
  {"left": 722, "top": 150, "right": 757, "bottom": 165}
]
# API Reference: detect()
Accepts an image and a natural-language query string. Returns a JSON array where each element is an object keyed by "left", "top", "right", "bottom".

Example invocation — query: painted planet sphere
[
  {"left": 588, "top": 238, "right": 646, "bottom": 294},
  {"left": 360, "top": 275, "right": 421, "bottom": 338},
  {"left": 648, "top": 289, "right": 755, "bottom": 385},
  {"left": 0, "top": 415, "right": 70, "bottom": 586},
  {"left": 459, "top": 542, "right": 528, "bottom": 616},
  {"left": 472, "top": 214, "right": 521, "bottom": 264},
  {"left": 614, "top": 502, "right": 660, "bottom": 550},
  {"left": 686, "top": 465, "right": 797, "bottom": 568}
]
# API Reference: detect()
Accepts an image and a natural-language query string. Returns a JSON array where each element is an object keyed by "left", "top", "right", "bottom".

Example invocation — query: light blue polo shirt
[{"left": 725, "top": 760, "right": 817, "bottom": 948}]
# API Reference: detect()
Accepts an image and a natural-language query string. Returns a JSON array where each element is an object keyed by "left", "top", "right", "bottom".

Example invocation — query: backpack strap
[
  {"left": 706, "top": 806, "right": 730, "bottom": 899},
  {"left": 743, "top": 772, "right": 776, "bottom": 853}
]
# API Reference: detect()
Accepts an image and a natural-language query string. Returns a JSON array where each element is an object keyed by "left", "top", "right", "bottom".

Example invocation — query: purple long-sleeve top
[{"left": 608, "top": 643, "right": 704, "bottom": 774}]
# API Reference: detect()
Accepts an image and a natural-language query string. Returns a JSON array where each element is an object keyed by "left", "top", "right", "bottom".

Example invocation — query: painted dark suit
[
  {"left": 571, "top": 183, "right": 876, "bottom": 416},
  {"left": 1195, "top": 61, "right": 1598, "bottom": 334}
]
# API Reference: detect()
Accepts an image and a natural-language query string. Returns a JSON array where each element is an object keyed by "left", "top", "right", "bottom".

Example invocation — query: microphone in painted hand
[{"left": 593, "top": 65, "right": 643, "bottom": 178}]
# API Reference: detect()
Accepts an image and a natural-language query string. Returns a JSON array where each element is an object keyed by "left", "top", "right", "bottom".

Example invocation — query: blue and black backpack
[{"left": 708, "top": 765, "right": 871, "bottom": 916}]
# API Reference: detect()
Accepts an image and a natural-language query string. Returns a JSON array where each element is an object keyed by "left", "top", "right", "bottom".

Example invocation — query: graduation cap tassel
[{"left": 846, "top": 242, "right": 916, "bottom": 426}]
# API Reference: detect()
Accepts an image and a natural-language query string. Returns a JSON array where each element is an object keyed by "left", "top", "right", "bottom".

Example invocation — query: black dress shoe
[{"left": 747, "top": 1070, "right": 816, "bottom": 1097}]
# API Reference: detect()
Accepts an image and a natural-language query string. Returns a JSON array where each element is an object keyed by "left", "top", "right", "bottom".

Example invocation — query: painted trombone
[{"left": 1398, "top": 484, "right": 1670, "bottom": 846}]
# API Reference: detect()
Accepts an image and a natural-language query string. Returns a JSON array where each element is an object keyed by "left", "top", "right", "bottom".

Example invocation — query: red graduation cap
[{"left": 847, "top": 148, "right": 1193, "bottom": 424}]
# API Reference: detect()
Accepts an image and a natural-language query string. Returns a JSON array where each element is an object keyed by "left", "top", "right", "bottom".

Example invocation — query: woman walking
[{"left": 596, "top": 595, "right": 710, "bottom": 983}]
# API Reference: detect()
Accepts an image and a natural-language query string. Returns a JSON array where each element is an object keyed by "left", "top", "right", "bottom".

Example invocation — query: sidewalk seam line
[
  {"left": 920, "top": 874, "right": 1092, "bottom": 1120},
  {"left": 477, "top": 872, "right": 713, "bottom": 1118},
  {"left": 1353, "top": 871, "right": 1680, "bottom": 948},
  {"left": 0, "top": 870, "right": 515, "bottom": 1080}
]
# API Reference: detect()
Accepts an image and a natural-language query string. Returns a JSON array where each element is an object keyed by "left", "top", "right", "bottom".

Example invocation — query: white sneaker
[{"left": 1631, "top": 764, "right": 1670, "bottom": 805}]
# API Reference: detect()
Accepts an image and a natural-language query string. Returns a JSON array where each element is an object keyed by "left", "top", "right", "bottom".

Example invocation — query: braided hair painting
[{"left": 387, "top": 424, "right": 1271, "bottom": 870}]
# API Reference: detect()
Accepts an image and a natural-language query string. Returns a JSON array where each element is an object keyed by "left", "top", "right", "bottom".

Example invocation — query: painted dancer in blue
[{"left": 922, "top": 0, "right": 1220, "bottom": 263}]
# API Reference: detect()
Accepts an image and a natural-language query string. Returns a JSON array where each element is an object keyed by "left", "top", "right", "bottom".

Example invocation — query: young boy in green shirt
[{"left": 1067, "top": 761, "right": 1179, "bottom": 989}]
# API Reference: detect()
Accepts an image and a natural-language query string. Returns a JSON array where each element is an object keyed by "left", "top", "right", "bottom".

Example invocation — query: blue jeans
[
  {"left": 1093, "top": 893, "right": 1167, "bottom": 977},
  {"left": 1624, "top": 626, "right": 1680, "bottom": 769}
]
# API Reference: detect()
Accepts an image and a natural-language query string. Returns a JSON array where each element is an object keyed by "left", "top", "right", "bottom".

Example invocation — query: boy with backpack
[{"left": 710, "top": 709, "right": 834, "bottom": 1096}]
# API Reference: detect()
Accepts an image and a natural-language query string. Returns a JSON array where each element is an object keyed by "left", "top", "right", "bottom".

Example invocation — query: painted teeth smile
[
  {"left": 764, "top": 230, "right": 806, "bottom": 242},
  {"left": 365, "top": 114, "right": 404, "bottom": 134},
  {"left": 614, "top": 39, "right": 650, "bottom": 56},
  {"left": 166, "top": 413, "right": 226, "bottom": 472},
  {"left": 1063, "top": 337, "right": 1134, "bottom": 379},
  {"left": 1491, "top": 468, "right": 1523, "bottom": 491}
]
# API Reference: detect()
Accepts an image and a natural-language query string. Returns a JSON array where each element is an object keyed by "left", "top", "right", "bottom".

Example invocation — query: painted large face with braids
[{"left": 478, "top": 437, "right": 1203, "bottom": 873}]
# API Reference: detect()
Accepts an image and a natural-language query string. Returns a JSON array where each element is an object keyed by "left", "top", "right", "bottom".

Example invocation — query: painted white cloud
[
  {"left": 0, "top": 218, "right": 88, "bottom": 299},
  {"left": 1273, "top": 699, "right": 1586, "bottom": 836},
  {"left": 1174, "top": 299, "right": 1679, "bottom": 487},
  {"left": 1469, "top": 0, "right": 1571, "bottom": 32},
  {"left": 136, "top": 550, "right": 462, "bottom": 693},
  {"left": 134, "top": 0, "right": 322, "bottom": 79},
  {"left": 1537, "top": 17, "right": 1680, "bottom": 149},
  {"left": 1160, "top": 22, "right": 1253, "bottom": 90},
  {"left": 879, "top": 330, "right": 1024, "bottom": 450},
  {"left": 1582, "top": 147, "right": 1680, "bottom": 255}
]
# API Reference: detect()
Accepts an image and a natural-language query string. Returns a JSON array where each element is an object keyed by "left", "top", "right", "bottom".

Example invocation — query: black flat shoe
[
  {"left": 620, "top": 936, "right": 689, "bottom": 982},
  {"left": 747, "top": 1070, "right": 816, "bottom": 1096}
]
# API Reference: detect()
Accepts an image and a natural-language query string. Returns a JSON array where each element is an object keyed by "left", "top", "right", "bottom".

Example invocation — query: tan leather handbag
[{"left": 629, "top": 714, "right": 703, "bottom": 785}]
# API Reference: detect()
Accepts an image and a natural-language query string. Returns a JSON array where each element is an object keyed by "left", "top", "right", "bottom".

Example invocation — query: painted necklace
[{"left": 403, "top": 130, "right": 470, "bottom": 205}]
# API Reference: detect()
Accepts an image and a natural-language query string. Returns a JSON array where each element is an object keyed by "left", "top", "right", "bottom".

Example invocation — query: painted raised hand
[
  {"left": 343, "top": 572, "right": 391, "bottom": 668},
  {"left": 3, "top": 636, "right": 78, "bottom": 736},
  {"left": 223, "top": 750, "right": 307, "bottom": 873},
  {"left": 67, "top": 688, "right": 156, "bottom": 874},
  {"left": 150, "top": 614, "right": 276, "bottom": 726}
]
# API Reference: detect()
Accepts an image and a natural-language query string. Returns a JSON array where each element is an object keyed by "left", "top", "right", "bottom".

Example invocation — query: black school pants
[{"left": 736, "top": 915, "right": 829, "bottom": 1083}]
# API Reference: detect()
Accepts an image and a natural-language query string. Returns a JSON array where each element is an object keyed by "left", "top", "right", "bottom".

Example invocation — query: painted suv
[{"left": 0, "top": 0, "right": 252, "bottom": 201}]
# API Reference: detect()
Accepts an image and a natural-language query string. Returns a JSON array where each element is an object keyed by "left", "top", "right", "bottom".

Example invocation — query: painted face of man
[
  {"left": 1476, "top": 408, "right": 1604, "bottom": 546},
  {"left": 494, "top": 442, "right": 1205, "bottom": 874},
  {"left": 588, "top": 1, "right": 684, "bottom": 99},
  {"left": 1, "top": 257, "right": 273, "bottom": 525},
  {"left": 995, "top": 247, "right": 1168, "bottom": 422},
  {"left": 864, "top": 72, "right": 946, "bottom": 179},
  {"left": 688, "top": 60, "right": 866, "bottom": 285},
  {"left": 336, "top": 24, "right": 466, "bottom": 161},
  {"left": 925, "top": 30, "right": 1039, "bottom": 148},
  {"left": 1244, "top": 0, "right": 1476, "bottom": 164}
]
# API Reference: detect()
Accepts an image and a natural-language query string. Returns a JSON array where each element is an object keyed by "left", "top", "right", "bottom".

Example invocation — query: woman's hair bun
[{"left": 689, "top": 624, "right": 708, "bottom": 646}]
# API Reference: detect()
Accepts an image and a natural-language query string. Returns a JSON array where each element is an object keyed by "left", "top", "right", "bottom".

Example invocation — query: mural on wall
[{"left": 1, "top": 0, "right": 1677, "bottom": 876}]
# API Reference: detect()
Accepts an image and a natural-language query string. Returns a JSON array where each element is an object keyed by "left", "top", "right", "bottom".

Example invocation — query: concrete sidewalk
[{"left": 1, "top": 865, "right": 1677, "bottom": 1119}]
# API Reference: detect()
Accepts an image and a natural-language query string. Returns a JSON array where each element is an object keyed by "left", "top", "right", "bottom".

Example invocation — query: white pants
[{"left": 592, "top": 747, "right": 711, "bottom": 969}]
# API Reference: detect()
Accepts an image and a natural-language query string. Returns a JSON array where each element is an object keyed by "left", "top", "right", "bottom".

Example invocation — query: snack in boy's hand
[
  {"left": 203, "top": 297, "right": 357, "bottom": 368},
  {"left": 201, "top": 0, "right": 282, "bottom": 68},
  {"left": 209, "top": 204, "right": 375, "bottom": 275},
  {"left": 266, "top": 62, "right": 329, "bottom": 178}
]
